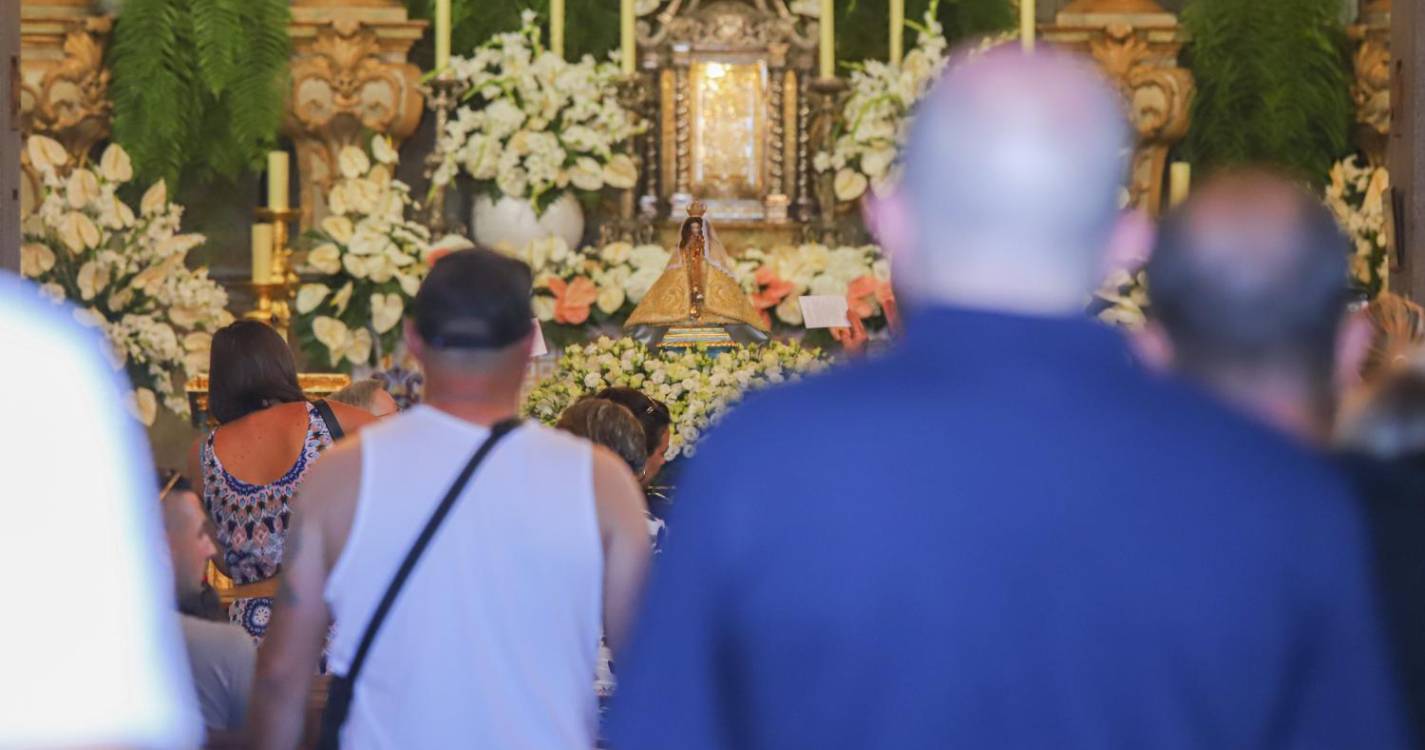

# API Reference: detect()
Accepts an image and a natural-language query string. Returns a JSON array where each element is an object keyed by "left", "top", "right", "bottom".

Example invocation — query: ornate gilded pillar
[
  {"left": 18, "top": 0, "right": 112, "bottom": 215},
  {"left": 1350, "top": 0, "right": 1390, "bottom": 165},
  {"left": 285, "top": 1, "right": 427, "bottom": 228},
  {"left": 1044, "top": 0, "right": 1194, "bottom": 216}
]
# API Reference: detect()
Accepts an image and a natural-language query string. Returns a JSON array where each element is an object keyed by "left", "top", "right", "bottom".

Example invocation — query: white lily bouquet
[
  {"left": 814, "top": 9, "right": 949, "bottom": 203},
  {"left": 20, "top": 136, "right": 232, "bottom": 425},
  {"left": 1325, "top": 156, "right": 1390, "bottom": 297},
  {"left": 295, "top": 136, "right": 462, "bottom": 370},
  {"left": 523, "top": 338, "right": 828, "bottom": 459},
  {"left": 431, "top": 10, "right": 643, "bottom": 214}
]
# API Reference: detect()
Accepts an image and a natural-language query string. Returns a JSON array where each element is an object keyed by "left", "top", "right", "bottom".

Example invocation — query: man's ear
[
  {"left": 1335, "top": 308, "right": 1373, "bottom": 394},
  {"left": 1128, "top": 320, "right": 1174, "bottom": 372},
  {"left": 1101, "top": 209, "right": 1156, "bottom": 278},
  {"left": 864, "top": 187, "right": 916, "bottom": 274}
]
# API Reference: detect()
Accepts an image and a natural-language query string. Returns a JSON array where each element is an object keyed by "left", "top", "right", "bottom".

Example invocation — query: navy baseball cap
[{"left": 414, "top": 248, "right": 534, "bottom": 350}]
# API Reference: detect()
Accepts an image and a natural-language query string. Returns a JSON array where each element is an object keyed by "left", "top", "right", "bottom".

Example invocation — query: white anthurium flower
[
  {"left": 634, "top": 0, "right": 659, "bottom": 13},
  {"left": 296, "top": 283, "right": 331, "bottom": 314},
  {"left": 596, "top": 284, "right": 626, "bottom": 315},
  {"left": 169, "top": 305, "right": 202, "bottom": 329},
  {"left": 321, "top": 216, "right": 355, "bottom": 244},
  {"left": 158, "top": 233, "right": 204, "bottom": 257},
  {"left": 313, "top": 316, "right": 353, "bottom": 366},
  {"left": 625, "top": 266, "right": 662, "bottom": 303},
  {"left": 327, "top": 184, "right": 350, "bottom": 216},
  {"left": 338, "top": 146, "right": 371, "bottom": 180},
  {"left": 346, "top": 178, "right": 381, "bottom": 214},
  {"left": 331, "top": 281, "right": 355, "bottom": 315},
  {"left": 531, "top": 295, "right": 556, "bottom": 322},
  {"left": 775, "top": 295, "right": 804, "bottom": 326},
  {"left": 569, "top": 157, "right": 605, "bottom": 191},
  {"left": 629, "top": 244, "right": 670, "bottom": 271},
  {"left": 76, "top": 260, "right": 110, "bottom": 300},
  {"left": 368, "top": 164, "right": 393, "bottom": 189},
  {"left": 99, "top": 143, "right": 134, "bottom": 183},
  {"left": 602, "top": 154, "right": 638, "bottom": 190},
  {"left": 60, "top": 211, "right": 100, "bottom": 253},
  {"left": 365, "top": 255, "right": 396, "bottom": 283},
  {"left": 66, "top": 169, "right": 101, "bottom": 209},
  {"left": 370, "top": 293, "right": 404, "bottom": 334},
  {"left": 129, "top": 387, "right": 158, "bottom": 426},
  {"left": 346, "top": 327, "right": 373, "bottom": 366},
  {"left": 20, "top": 242, "right": 55, "bottom": 278},
  {"left": 860, "top": 146, "right": 897, "bottom": 181},
  {"left": 342, "top": 253, "right": 370, "bottom": 279},
  {"left": 27, "top": 135, "right": 69, "bottom": 174},
  {"left": 141, "top": 180, "right": 168, "bottom": 216},
  {"left": 834, "top": 168, "right": 869, "bottom": 203},
  {"left": 307, "top": 243, "right": 342, "bottom": 274},
  {"left": 72, "top": 306, "right": 105, "bottom": 329},
  {"left": 348, "top": 228, "right": 389, "bottom": 256},
  {"left": 397, "top": 271, "right": 421, "bottom": 298},
  {"left": 600, "top": 242, "right": 632, "bottom": 265},
  {"left": 371, "top": 136, "right": 399, "bottom": 165},
  {"left": 99, "top": 195, "right": 136, "bottom": 230}
]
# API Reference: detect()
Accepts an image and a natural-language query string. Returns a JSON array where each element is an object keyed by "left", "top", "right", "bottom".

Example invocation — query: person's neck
[
  {"left": 422, "top": 380, "right": 521, "bottom": 427},
  {"left": 1201, "top": 372, "right": 1334, "bottom": 445},
  {"left": 910, "top": 273, "right": 1091, "bottom": 318}
]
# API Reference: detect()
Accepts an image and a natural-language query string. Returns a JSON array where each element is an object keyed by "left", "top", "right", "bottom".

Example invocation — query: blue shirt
[{"left": 608, "top": 307, "right": 1408, "bottom": 749}]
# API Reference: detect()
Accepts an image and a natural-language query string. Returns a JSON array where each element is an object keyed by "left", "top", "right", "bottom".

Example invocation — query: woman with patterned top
[{"left": 186, "top": 321, "right": 374, "bottom": 641}]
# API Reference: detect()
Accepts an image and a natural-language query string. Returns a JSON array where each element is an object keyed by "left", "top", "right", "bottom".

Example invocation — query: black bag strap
[
  {"left": 312, "top": 399, "right": 346, "bottom": 442},
  {"left": 342, "top": 417, "right": 521, "bottom": 683}
]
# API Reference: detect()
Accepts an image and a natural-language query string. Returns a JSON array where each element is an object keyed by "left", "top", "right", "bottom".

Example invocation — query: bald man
[{"left": 607, "top": 49, "right": 1407, "bottom": 749}]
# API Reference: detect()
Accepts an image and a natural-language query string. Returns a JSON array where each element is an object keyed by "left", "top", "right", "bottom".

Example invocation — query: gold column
[
  {"left": 285, "top": 0, "right": 427, "bottom": 229},
  {"left": 18, "top": 0, "right": 112, "bottom": 216},
  {"left": 1044, "top": 0, "right": 1194, "bottom": 216},
  {"left": 1350, "top": 0, "right": 1390, "bottom": 165}
]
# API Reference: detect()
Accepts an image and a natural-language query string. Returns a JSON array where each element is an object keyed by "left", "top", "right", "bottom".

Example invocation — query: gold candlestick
[
  {"left": 246, "top": 207, "right": 302, "bottom": 334},
  {"left": 421, "top": 73, "right": 473, "bottom": 237}
]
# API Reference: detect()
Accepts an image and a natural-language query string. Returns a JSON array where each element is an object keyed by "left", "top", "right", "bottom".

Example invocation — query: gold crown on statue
[{"left": 688, "top": 200, "right": 708, "bottom": 218}]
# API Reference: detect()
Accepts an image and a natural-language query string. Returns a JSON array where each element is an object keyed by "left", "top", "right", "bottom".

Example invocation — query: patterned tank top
[{"left": 200, "top": 402, "right": 336, "bottom": 639}]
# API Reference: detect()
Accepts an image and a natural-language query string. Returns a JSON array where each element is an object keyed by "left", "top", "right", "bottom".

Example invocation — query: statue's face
[{"left": 682, "top": 218, "right": 704, "bottom": 245}]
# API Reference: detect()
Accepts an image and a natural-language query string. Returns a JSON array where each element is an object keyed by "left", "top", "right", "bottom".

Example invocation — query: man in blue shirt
[{"left": 607, "top": 48, "right": 1408, "bottom": 748}]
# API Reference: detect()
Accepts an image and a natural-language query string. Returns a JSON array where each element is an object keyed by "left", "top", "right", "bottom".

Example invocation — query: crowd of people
[{"left": 7, "top": 45, "right": 1425, "bottom": 749}]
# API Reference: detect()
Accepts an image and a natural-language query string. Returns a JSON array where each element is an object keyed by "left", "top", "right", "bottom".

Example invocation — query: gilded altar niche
[{"left": 635, "top": 0, "right": 819, "bottom": 247}]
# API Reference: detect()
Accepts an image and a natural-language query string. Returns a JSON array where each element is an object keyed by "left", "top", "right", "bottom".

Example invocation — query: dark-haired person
[
  {"left": 249, "top": 250, "right": 649, "bottom": 749},
  {"left": 558, "top": 398, "right": 648, "bottom": 477},
  {"left": 595, "top": 387, "right": 672, "bottom": 487},
  {"left": 185, "top": 320, "right": 375, "bottom": 641}
]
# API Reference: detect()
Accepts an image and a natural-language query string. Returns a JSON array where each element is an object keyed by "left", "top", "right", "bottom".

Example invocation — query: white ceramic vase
[{"left": 471, "top": 192, "right": 585, "bottom": 250}]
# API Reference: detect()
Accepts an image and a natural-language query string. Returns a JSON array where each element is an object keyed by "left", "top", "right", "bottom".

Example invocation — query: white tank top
[{"left": 325, "top": 406, "right": 603, "bottom": 749}]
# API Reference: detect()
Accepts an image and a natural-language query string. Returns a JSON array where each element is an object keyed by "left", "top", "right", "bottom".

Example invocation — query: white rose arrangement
[
  {"left": 1325, "top": 156, "right": 1390, "bottom": 297},
  {"left": 295, "top": 136, "right": 469, "bottom": 370},
  {"left": 814, "top": 9, "right": 949, "bottom": 203},
  {"left": 20, "top": 135, "right": 232, "bottom": 425},
  {"left": 432, "top": 11, "right": 643, "bottom": 214},
  {"left": 523, "top": 337, "right": 828, "bottom": 458}
]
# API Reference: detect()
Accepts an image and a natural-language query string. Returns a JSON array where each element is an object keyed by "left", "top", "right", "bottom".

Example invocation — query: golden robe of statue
[{"left": 625, "top": 202, "right": 769, "bottom": 345}]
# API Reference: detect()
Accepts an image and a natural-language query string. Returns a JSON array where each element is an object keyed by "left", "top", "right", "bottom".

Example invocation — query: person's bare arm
[
  {"left": 247, "top": 439, "right": 362, "bottom": 750},
  {"left": 592, "top": 446, "right": 653, "bottom": 654},
  {"left": 327, "top": 400, "right": 378, "bottom": 438}
]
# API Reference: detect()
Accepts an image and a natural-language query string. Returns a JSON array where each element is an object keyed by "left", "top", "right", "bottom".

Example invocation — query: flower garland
[
  {"left": 20, "top": 136, "right": 232, "bottom": 425},
  {"left": 1325, "top": 156, "right": 1390, "bottom": 297},
  {"left": 294, "top": 136, "right": 469, "bottom": 371},
  {"left": 494, "top": 238, "right": 895, "bottom": 339},
  {"left": 523, "top": 337, "right": 829, "bottom": 458},
  {"left": 432, "top": 11, "right": 642, "bottom": 214}
]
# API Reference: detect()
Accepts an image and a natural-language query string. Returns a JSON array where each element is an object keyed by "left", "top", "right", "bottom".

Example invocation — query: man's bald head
[
  {"left": 1147, "top": 171, "right": 1349, "bottom": 389},
  {"left": 894, "top": 47, "right": 1130, "bottom": 310}
]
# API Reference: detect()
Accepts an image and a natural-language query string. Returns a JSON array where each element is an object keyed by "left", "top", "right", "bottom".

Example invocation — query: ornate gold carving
[
  {"left": 1349, "top": 2, "right": 1390, "bottom": 165},
  {"left": 18, "top": 6, "right": 113, "bottom": 216},
  {"left": 284, "top": 4, "right": 426, "bottom": 228},
  {"left": 1046, "top": 8, "right": 1193, "bottom": 216}
]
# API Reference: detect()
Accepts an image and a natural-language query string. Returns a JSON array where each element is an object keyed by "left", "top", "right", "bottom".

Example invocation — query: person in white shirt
[
  {"left": 249, "top": 249, "right": 651, "bottom": 749},
  {"left": 0, "top": 272, "right": 202, "bottom": 749}
]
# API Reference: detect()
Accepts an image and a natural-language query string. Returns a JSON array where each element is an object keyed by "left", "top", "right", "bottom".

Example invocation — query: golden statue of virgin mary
[{"left": 625, "top": 202, "right": 769, "bottom": 347}]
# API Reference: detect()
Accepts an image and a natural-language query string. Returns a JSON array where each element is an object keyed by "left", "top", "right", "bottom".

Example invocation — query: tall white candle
[
  {"left": 1020, "top": 0, "right": 1036, "bottom": 52},
  {"left": 1168, "top": 162, "right": 1192, "bottom": 208},
  {"left": 551, "top": 0, "right": 565, "bottom": 58},
  {"left": 889, "top": 0, "right": 904, "bottom": 66},
  {"left": 435, "top": 0, "right": 451, "bottom": 70},
  {"left": 620, "top": 0, "right": 636, "bottom": 75},
  {"left": 820, "top": 0, "right": 835, "bottom": 78},
  {"left": 266, "top": 151, "right": 289, "bottom": 212},
  {"left": 251, "top": 223, "right": 274, "bottom": 285}
]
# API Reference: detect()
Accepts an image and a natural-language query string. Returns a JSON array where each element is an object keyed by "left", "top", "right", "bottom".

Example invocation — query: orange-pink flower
[
  {"left": 548, "top": 276, "right": 598, "bottom": 325},
  {"left": 845, "top": 274, "right": 901, "bottom": 339},
  {"left": 751, "top": 266, "right": 796, "bottom": 311}
]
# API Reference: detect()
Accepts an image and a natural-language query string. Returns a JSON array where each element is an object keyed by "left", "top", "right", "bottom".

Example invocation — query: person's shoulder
[
  {"left": 178, "top": 615, "right": 255, "bottom": 657},
  {"left": 324, "top": 399, "right": 378, "bottom": 435}
]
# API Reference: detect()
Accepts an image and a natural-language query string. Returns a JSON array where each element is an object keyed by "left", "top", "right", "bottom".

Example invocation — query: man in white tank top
[{"left": 248, "top": 250, "right": 652, "bottom": 749}]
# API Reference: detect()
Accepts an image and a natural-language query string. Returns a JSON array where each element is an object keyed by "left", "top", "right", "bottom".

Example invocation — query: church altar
[{"left": 8, "top": 0, "right": 1398, "bottom": 466}]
